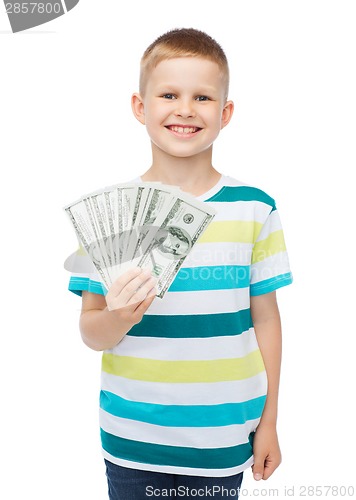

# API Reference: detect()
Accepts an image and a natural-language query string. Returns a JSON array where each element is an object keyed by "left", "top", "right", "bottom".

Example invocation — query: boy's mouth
[{"left": 165, "top": 125, "right": 202, "bottom": 135}]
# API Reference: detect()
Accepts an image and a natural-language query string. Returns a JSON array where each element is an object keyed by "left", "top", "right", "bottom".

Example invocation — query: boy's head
[{"left": 139, "top": 28, "right": 230, "bottom": 100}]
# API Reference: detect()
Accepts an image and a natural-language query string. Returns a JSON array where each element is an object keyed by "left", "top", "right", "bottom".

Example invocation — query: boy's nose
[{"left": 174, "top": 99, "right": 196, "bottom": 118}]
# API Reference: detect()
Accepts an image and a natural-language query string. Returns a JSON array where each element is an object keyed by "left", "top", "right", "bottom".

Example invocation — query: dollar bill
[
  {"left": 135, "top": 191, "right": 216, "bottom": 298},
  {"left": 64, "top": 182, "right": 216, "bottom": 299},
  {"left": 64, "top": 199, "right": 112, "bottom": 289},
  {"left": 128, "top": 184, "right": 178, "bottom": 263}
]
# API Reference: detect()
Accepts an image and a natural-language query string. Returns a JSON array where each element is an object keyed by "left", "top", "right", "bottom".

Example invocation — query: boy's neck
[{"left": 140, "top": 146, "right": 222, "bottom": 197}]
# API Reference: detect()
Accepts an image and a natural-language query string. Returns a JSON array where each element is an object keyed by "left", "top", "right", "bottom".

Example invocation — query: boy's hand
[
  {"left": 105, "top": 267, "right": 157, "bottom": 313},
  {"left": 80, "top": 267, "right": 157, "bottom": 351},
  {"left": 252, "top": 422, "right": 282, "bottom": 481}
]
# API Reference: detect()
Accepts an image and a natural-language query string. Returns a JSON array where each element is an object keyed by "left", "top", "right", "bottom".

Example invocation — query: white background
[{"left": 1, "top": 1, "right": 355, "bottom": 498}]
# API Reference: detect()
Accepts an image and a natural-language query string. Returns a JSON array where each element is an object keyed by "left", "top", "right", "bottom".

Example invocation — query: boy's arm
[{"left": 250, "top": 291, "right": 282, "bottom": 481}]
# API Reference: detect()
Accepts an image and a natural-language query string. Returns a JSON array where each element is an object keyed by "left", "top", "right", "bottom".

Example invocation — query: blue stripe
[
  {"left": 169, "top": 265, "right": 250, "bottom": 292},
  {"left": 100, "top": 390, "right": 266, "bottom": 427},
  {"left": 250, "top": 272, "right": 293, "bottom": 296},
  {"left": 129, "top": 308, "right": 253, "bottom": 338},
  {"left": 101, "top": 428, "right": 255, "bottom": 469},
  {"left": 206, "top": 186, "right": 276, "bottom": 210},
  {"left": 68, "top": 276, "right": 107, "bottom": 296}
]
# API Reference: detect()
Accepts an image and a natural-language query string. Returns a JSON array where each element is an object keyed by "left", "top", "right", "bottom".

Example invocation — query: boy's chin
[{"left": 152, "top": 143, "right": 212, "bottom": 160}]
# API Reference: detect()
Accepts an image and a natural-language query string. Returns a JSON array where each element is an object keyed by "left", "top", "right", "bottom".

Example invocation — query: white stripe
[
  {"left": 250, "top": 251, "right": 291, "bottom": 284},
  {"left": 70, "top": 270, "right": 105, "bottom": 285},
  {"left": 184, "top": 241, "right": 253, "bottom": 267},
  {"left": 112, "top": 328, "right": 259, "bottom": 360},
  {"left": 70, "top": 271, "right": 97, "bottom": 279},
  {"left": 100, "top": 409, "right": 260, "bottom": 448},
  {"left": 222, "top": 176, "right": 246, "bottom": 187},
  {"left": 101, "top": 372, "right": 268, "bottom": 405},
  {"left": 147, "top": 287, "right": 250, "bottom": 315},
  {"left": 207, "top": 200, "right": 272, "bottom": 223},
  {"left": 102, "top": 450, "right": 254, "bottom": 477}
]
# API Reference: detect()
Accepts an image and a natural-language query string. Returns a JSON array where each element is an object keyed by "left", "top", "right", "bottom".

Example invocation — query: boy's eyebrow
[{"left": 155, "top": 84, "right": 219, "bottom": 94}]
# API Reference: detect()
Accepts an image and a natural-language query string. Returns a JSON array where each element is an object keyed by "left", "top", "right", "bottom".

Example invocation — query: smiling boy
[
  {"left": 73, "top": 28, "right": 293, "bottom": 499},
  {"left": 132, "top": 56, "right": 232, "bottom": 181},
  {"left": 132, "top": 37, "right": 233, "bottom": 196}
]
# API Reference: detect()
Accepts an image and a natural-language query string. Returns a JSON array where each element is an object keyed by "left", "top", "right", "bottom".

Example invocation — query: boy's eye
[
  {"left": 162, "top": 94, "right": 176, "bottom": 100},
  {"left": 195, "top": 95, "right": 210, "bottom": 101}
]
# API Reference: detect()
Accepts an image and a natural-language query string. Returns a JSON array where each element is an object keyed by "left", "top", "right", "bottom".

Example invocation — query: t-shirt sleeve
[
  {"left": 250, "top": 204, "right": 293, "bottom": 296},
  {"left": 65, "top": 246, "right": 107, "bottom": 297}
]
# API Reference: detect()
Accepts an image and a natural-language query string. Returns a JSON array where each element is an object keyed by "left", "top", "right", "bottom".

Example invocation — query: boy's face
[{"left": 132, "top": 57, "right": 233, "bottom": 160}]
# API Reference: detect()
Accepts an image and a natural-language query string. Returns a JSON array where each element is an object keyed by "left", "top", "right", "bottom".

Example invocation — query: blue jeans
[{"left": 105, "top": 459, "right": 244, "bottom": 499}]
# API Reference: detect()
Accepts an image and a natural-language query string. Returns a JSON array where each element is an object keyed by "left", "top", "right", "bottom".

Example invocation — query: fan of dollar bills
[{"left": 64, "top": 182, "right": 216, "bottom": 299}]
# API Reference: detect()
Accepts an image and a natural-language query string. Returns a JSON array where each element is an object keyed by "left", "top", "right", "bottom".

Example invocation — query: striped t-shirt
[{"left": 68, "top": 174, "right": 293, "bottom": 477}]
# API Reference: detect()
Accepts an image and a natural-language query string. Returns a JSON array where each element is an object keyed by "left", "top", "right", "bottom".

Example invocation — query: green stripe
[
  {"left": 206, "top": 185, "right": 276, "bottom": 210},
  {"left": 68, "top": 276, "right": 106, "bottom": 296},
  {"left": 102, "top": 350, "right": 265, "bottom": 383},
  {"left": 101, "top": 428, "right": 255, "bottom": 469},
  {"left": 250, "top": 272, "right": 293, "bottom": 296},
  {"left": 100, "top": 391, "right": 266, "bottom": 427},
  {"left": 169, "top": 265, "right": 250, "bottom": 291},
  {"left": 128, "top": 308, "right": 253, "bottom": 338}
]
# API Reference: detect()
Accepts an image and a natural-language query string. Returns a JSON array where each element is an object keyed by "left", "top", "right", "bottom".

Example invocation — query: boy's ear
[
  {"left": 221, "top": 100, "right": 234, "bottom": 129},
  {"left": 131, "top": 93, "right": 146, "bottom": 125}
]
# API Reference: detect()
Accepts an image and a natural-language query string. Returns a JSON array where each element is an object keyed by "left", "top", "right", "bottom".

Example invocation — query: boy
[{"left": 68, "top": 28, "right": 292, "bottom": 499}]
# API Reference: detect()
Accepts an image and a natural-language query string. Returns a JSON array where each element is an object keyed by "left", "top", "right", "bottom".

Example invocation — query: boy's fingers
[
  {"left": 124, "top": 271, "right": 154, "bottom": 300},
  {"left": 133, "top": 289, "right": 157, "bottom": 315},
  {"left": 107, "top": 267, "right": 148, "bottom": 304},
  {"left": 127, "top": 277, "right": 157, "bottom": 305},
  {"left": 107, "top": 286, "right": 156, "bottom": 312},
  {"left": 252, "top": 456, "right": 265, "bottom": 481},
  {"left": 146, "top": 286, "right": 157, "bottom": 298},
  {"left": 106, "top": 265, "right": 157, "bottom": 311},
  {"left": 262, "top": 467, "right": 273, "bottom": 480},
  {"left": 109, "top": 267, "right": 143, "bottom": 297},
  {"left": 261, "top": 454, "right": 281, "bottom": 480}
]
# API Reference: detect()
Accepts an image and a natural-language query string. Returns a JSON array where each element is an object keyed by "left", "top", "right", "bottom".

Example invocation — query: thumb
[{"left": 252, "top": 456, "right": 265, "bottom": 481}]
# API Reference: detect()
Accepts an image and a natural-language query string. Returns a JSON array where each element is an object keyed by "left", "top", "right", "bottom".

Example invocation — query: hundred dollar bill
[
  {"left": 103, "top": 188, "right": 119, "bottom": 267},
  {"left": 127, "top": 184, "right": 178, "bottom": 263},
  {"left": 82, "top": 196, "right": 115, "bottom": 284},
  {"left": 88, "top": 192, "right": 114, "bottom": 270},
  {"left": 64, "top": 199, "right": 112, "bottom": 289},
  {"left": 64, "top": 182, "right": 165, "bottom": 289},
  {"left": 135, "top": 192, "right": 217, "bottom": 299},
  {"left": 88, "top": 181, "right": 159, "bottom": 270},
  {"left": 64, "top": 182, "right": 216, "bottom": 299},
  {"left": 119, "top": 182, "right": 168, "bottom": 265},
  {"left": 81, "top": 184, "right": 136, "bottom": 277},
  {"left": 117, "top": 184, "right": 139, "bottom": 266}
]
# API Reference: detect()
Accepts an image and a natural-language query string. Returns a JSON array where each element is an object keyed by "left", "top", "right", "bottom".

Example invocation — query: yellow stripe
[
  {"left": 198, "top": 220, "right": 263, "bottom": 244},
  {"left": 102, "top": 350, "right": 265, "bottom": 383},
  {"left": 252, "top": 230, "right": 286, "bottom": 264}
]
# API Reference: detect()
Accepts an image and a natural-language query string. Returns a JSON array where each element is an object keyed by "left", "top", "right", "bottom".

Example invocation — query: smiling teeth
[{"left": 170, "top": 126, "right": 199, "bottom": 134}]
